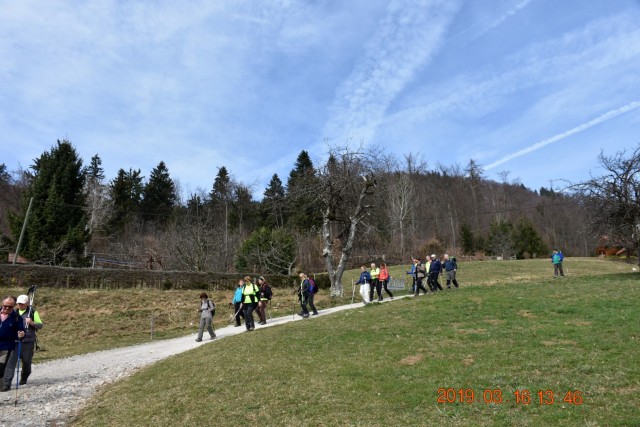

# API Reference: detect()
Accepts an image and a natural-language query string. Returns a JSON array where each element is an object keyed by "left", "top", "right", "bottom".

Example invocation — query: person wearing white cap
[{"left": 3, "top": 294, "right": 41, "bottom": 389}]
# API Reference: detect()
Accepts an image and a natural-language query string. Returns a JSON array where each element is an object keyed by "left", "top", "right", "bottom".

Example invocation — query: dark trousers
[
  {"left": 415, "top": 277, "right": 429, "bottom": 295},
  {"left": 299, "top": 293, "right": 310, "bottom": 317},
  {"left": 257, "top": 301, "right": 268, "bottom": 323},
  {"left": 554, "top": 263, "right": 564, "bottom": 277},
  {"left": 234, "top": 302, "right": 245, "bottom": 326},
  {"left": 428, "top": 273, "right": 443, "bottom": 291},
  {"left": 369, "top": 279, "right": 382, "bottom": 301},
  {"left": 308, "top": 293, "right": 318, "bottom": 315},
  {"left": 380, "top": 280, "right": 394, "bottom": 298},
  {"left": 0, "top": 348, "right": 15, "bottom": 388},
  {"left": 244, "top": 303, "right": 257, "bottom": 330},
  {"left": 3, "top": 341, "right": 35, "bottom": 387}
]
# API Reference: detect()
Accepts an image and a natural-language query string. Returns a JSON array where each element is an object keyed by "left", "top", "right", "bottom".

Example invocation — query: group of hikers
[
  {"left": 195, "top": 272, "right": 319, "bottom": 339},
  {"left": 355, "top": 255, "right": 460, "bottom": 304},
  {"left": 0, "top": 293, "right": 43, "bottom": 393}
]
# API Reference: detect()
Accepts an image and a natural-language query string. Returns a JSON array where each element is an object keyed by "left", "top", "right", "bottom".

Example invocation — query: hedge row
[{"left": 0, "top": 264, "right": 332, "bottom": 291}]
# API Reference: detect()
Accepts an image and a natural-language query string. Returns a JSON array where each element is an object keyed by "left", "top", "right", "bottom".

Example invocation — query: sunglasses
[{"left": 2, "top": 305, "right": 15, "bottom": 309}]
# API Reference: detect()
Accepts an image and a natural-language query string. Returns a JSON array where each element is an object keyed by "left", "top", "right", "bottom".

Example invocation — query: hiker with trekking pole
[
  {"left": 3, "top": 288, "right": 43, "bottom": 391},
  {"left": 1, "top": 295, "right": 26, "bottom": 394},
  {"left": 256, "top": 276, "right": 272, "bottom": 325},
  {"left": 230, "top": 280, "right": 245, "bottom": 327}
]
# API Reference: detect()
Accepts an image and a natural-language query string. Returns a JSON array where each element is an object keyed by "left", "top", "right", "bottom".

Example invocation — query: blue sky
[{"left": 2, "top": 0, "right": 639, "bottom": 200}]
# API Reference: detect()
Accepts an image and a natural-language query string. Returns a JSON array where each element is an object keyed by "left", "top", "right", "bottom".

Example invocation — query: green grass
[{"left": 71, "top": 259, "right": 640, "bottom": 426}]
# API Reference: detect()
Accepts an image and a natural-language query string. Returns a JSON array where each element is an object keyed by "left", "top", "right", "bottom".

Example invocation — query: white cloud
[
  {"left": 322, "top": 0, "right": 462, "bottom": 143},
  {"left": 484, "top": 101, "right": 640, "bottom": 170}
]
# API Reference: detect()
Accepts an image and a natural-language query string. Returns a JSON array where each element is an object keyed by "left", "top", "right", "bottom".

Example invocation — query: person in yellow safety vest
[
  {"left": 369, "top": 262, "right": 381, "bottom": 302},
  {"left": 241, "top": 276, "right": 259, "bottom": 331}
]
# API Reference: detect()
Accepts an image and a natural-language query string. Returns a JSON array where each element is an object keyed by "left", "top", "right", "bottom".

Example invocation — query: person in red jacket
[{"left": 378, "top": 262, "right": 393, "bottom": 300}]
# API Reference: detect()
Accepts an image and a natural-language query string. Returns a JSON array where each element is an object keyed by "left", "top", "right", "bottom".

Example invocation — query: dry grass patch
[
  {"left": 615, "top": 386, "right": 640, "bottom": 395},
  {"left": 399, "top": 354, "right": 423, "bottom": 365},
  {"left": 483, "top": 318, "right": 504, "bottom": 326},
  {"left": 518, "top": 309, "right": 536, "bottom": 318},
  {"left": 541, "top": 339, "right": 578, "bottom": 346},
  {"left": 565, "top": 320, "right": 592, "bottom": 326},
  {"left": 456, "top": 328, "right": 488, "bottom": 334},
  {"left": 462, "top": 355, "right": 475, "bottom": 366}
]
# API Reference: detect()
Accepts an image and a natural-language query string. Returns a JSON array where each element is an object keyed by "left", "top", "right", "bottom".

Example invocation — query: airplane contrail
[{"left": 484, "top": 100, "right": 640, "bottom": 170}]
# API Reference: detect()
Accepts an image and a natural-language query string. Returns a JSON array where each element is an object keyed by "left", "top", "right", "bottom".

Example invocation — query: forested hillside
[{"left": 0, "top": 140, "right": 623, "bottom": 275}]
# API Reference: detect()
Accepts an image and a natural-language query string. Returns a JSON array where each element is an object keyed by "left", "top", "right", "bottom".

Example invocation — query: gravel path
[{"left": 0, "top": 298, "right": 393, "bottom": 426}]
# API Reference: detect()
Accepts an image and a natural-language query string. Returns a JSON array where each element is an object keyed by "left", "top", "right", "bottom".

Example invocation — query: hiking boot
[
  {"left": 195, "top": 338, "right": 202, "bottom": 342},
  {"left": 19, "top": 379, "right": 27, "bottom": 385},
  {"left": 1, "top": 386, "right": 10, "bottom": 392},
  {"left": 249, "top": 327, "right": 255, "bottom": 331},
  {"left": 312, "top": 312, "right": 319, "bottom": 316}
]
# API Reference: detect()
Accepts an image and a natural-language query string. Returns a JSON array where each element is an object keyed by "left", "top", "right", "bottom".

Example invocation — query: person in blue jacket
[
  {"left": 428, "top": 254, "right": 444, "bottom": 292},
  {"left": 1, "top": 295, "right": 25, "bottom": 392},
  {"left": 407, "top": 258, "right": 418, "bottom": 293},
  {"left": 355, "top": 266, "right": 372, "bottom": 304},
  {"left": 443, "top": 254, "right": 460, "bottom": 289},
  {"left": 231, "top": 280, "right": 245, "bottom": 327}
]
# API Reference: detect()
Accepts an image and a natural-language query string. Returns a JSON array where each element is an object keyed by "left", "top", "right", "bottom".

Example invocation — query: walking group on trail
[
  {"left": 354, "top": 255, "right": 461, "bottom": 305},
  {"left": 1, "top": 286, "right": 43, "bottom": 404}
]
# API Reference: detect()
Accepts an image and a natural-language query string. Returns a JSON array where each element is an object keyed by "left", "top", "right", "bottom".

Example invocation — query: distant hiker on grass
[
  {"left": 231, "top": 280, "right": 245, "bottom": 327},
  {"left": 1, "top": 296, "right": 25, "bottom": 392},
  {"left": 242, "top": 277, "right": 260, "bottom": 331},
  {"left": 355, "top": 266, "right": 372, "bottom": 304},
  {"left": 379, "top": 262, "right": 393, "bottom": 300},
  {"left": 256, "top": 276, "right": 272, "bottom": 325},
  {"left": 443, "top": 254, "right": 460, "bottom": 289},
  {"left": 4, "top": 294, "right": 42, "bottom": 387},
  {"left": 369, "top": 263, "right": 381, "bottom": 302},
  {"left": 196, "top": 292, "right": 216, "bottom": 342},
  {"left": 297, "top": 273, "right": 311, "bottom": 318},
  {"left": 552, "top": 249, "right": 565, "bottom": 278}
]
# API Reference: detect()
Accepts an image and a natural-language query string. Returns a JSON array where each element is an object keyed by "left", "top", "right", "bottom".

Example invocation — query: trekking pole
[
  {"left": 14, "top": 339, "right": 22, "bottom": 406},
  {"left": 233, "top": 303, "right": 244, "bottom": 320},
  {"left": 351, "top": 279, "right": 356, "bottom": 304},
  {"left": 292, "top": 295, "right": 296, "bottom": 320}
]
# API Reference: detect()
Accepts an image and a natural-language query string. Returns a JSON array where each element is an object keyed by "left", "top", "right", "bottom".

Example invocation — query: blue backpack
[{"left": 308, "top": 277, "right": 319, "bottom": 294}]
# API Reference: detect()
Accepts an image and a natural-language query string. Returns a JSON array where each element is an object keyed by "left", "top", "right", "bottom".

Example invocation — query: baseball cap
[{"left": 17, "top": 295, "right": 29, "bottom": 304}]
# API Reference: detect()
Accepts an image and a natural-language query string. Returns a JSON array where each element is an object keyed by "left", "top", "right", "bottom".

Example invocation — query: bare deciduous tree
[
  {"left": 572, "top": 145, "right": 640, "bottom": 264},
  {"left": 312, "top": 147, "right": 378, "bottom": 295}
]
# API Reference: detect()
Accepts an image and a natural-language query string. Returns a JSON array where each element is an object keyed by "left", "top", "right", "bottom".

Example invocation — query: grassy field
[
  {"left": 66, "top": 258, "right": 639, "bottom": 426},
  {"left": 0, "top": 257, "right": 633, "bottom": 363}
]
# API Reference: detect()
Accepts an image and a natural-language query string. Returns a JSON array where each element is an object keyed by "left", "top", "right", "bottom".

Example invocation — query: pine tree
[
  {"left": 460, "top": 223, "right": 475, "bottom": 255},
  {"left": 141, "top": 161, "right": 177, "bottom": 223},
  {"left": 83, "top": 154, "right": 111, "bottom": 237},
  {"left": 512, "top": 217, "right": 548, "bottom": 258},
  {"left": 262, "top": 174, "right": 286, "bottom": 227},
  {"left": 108, "top": 168, "right": 144, "bottom": 232},
  {"left": 285, "top": 150, "right": 322, "bottom": 231},
  {"left": 9, "top": 140, "right": 88, "bottom": 265}
]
